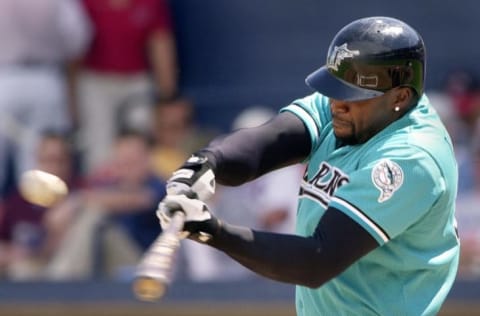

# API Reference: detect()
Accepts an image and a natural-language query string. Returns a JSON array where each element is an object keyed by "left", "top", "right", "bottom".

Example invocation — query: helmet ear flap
[{"left": 389, "top": 65, "right": 413, "bottom": 89}]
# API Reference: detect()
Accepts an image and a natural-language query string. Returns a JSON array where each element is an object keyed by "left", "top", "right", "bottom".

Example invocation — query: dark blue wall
[{"left": 170, "top": 0, "right": 480, "bottom": 130}]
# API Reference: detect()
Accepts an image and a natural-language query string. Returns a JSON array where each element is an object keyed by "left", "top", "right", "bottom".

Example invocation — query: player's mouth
[{"left": 332, "top": 116, "right": 351, "bottom": 128}]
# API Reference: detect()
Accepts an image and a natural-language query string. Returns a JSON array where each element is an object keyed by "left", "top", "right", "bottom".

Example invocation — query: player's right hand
[
  {"left": 166, "top": 154, "right": 215, "bottom": 201},
  {"left": 157, "top": 193, "right": 219, "bottom": 243}
]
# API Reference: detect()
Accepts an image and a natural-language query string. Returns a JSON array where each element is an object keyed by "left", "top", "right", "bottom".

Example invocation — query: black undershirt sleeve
[
  {"left": 199, "top": 111, "right": 311, "bottom": 186},
  {"left": 206, "top": 207, "right": 379, "bottom": 288},
  {"left": 194, "top": 109, "right": 377, "bottom": 286}
]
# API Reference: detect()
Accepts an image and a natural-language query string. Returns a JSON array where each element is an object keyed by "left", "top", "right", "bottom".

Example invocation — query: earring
[{"left": 394, "top": 106, "right": 400, "bottom": 112}]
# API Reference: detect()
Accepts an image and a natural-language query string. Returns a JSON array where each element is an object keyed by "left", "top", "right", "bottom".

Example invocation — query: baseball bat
[{"left": 133, "top": 210, "right": 185, "bottom": 301}]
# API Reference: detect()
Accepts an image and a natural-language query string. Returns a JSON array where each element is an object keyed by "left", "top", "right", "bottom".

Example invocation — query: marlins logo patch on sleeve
[{"left": 371, "top": 159, "right": 403, "bottom": 202}]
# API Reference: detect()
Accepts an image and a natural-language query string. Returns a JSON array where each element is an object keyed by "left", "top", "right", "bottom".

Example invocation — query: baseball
[{"left": 19, "top": 169, "right": 68, "bottom": 207}]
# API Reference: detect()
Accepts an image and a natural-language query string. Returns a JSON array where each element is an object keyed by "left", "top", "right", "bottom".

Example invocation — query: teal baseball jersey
[{"left": 281, "top": 93, "right": 459, "bottom": 316}]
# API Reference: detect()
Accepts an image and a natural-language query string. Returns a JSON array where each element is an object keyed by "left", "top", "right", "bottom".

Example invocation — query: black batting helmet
[{"left": 306, "top": 16, "right": 425, "bottom": 101}]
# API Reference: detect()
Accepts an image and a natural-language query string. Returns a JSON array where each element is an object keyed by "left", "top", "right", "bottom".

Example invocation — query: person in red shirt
[{"left": 76, "top": 0, "right": 179, "bottom": 172}]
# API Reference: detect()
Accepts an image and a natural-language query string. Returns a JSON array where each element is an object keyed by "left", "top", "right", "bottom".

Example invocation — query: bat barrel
[
  {"left": 133, "top": 276, "right": 167, "bottom": 302},
  {"left": 133, "top": 211, "right": 185, "bottom": 301}
]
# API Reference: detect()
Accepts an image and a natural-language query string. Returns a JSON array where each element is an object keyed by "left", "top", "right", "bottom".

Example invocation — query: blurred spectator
[
  {"left": 428, "top": 91, "right": 474, "bottom": 193},
  {"left": 150, "top": 96, "right": 216, "bottom": 179},
  {"left": 444, "top": 69, "right": 480, "bottom": 139},
  {"left": 181, "top": 106, "right": 304, "bottom": 282},
  {"left": 0, "top": 131, "right": 82, "bottom": 280},
  {"left": 76, "top": 0, "right": 179, "bottom": 172},
  {"left": 472, "top": 115, "right": 480, "bottom": 169},
  {"left": 44, "top": 130, "right": 166, "bottom": 280},
  {"left": 455, "top": 153, "right": 480, "bottom": 279},
  {"left": 0, "top": 0, "right": 92, "bottom": 196},
  {"left": 434, "top": 69, "right": 480, "bottom": 279}
]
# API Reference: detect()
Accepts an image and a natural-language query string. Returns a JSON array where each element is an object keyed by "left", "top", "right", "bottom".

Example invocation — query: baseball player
[{"left": 158, "top": 16, "right": 459, "bottom": 315}]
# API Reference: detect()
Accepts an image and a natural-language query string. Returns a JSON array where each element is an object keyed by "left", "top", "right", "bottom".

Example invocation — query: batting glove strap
[
  {"left": 166, "top": 154, "right": 216, "bottom": 201},
  {"left": 185, "top": 217, "right": 222, "bottom": 243}
]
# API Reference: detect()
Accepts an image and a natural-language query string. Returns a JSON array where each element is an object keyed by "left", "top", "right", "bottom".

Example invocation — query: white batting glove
[
  {"left": 166, "top": 154, "right": 215, "bottom": 201},
  {"left": 156, "top": 194, "right": 218, "bottom": 242}
]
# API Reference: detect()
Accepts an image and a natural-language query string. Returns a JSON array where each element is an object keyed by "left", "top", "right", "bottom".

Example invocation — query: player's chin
[
  {"left": 333, "top": 129, "right": 358, "bottom": 145},
  {"left": 333, "top": 125, "right": 351, "bottom": 139}
]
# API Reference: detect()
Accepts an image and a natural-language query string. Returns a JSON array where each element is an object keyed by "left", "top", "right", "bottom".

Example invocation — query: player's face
[{"left": 330, "top": 89, "right": 408, "bottom": 145}]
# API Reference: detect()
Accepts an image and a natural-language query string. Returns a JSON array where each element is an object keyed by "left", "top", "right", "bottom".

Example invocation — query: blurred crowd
[
  {"left": 0, "top": 0, "right": 478, "bottom": 283},
  {"left": 433, "top": 69, "right": 480, "bottom": 280},
  {"left": 0, "top": 0, "right": 302, "bottom": 282}
]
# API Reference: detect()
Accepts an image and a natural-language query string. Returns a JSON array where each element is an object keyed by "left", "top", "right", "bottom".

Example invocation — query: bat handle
[
  {"left": 133, "top": 210, "right": 185, "bottom": 301},
  {"left": 162, "top": 208, "right": 186, "bottom": 235}
]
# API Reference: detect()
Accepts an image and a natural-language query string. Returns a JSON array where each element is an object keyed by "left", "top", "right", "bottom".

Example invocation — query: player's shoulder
[
  {"left": 289, "top": 93, "right": 332, "bottom": 125},
  {"left": 285, "top": 92, "right": 329, "bottom": 114},
  {"left": 373, "top": 95, "right": 453, "bottom": 155},
  {"left": 363, "top": 121, "right": 456, "bottom": 186},
  {"left": 368, "top": 130, "right": 453, "bottom": 168}
]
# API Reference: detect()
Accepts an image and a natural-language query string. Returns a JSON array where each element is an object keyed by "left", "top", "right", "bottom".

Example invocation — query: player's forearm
[
  {"left": 207, "top": 224, "right": 337, "bottom": 287},
  {"left": 206, "top": 209, "right": 378, "bottom": 288},
  {"left": 200, "top": 111, "right": 310, "bottom": 186}
]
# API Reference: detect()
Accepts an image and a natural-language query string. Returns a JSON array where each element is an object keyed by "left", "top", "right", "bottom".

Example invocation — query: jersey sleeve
[
  {"left": 329, "top": 145, "right": 445, "bottom": 245},
  {"left": 280, "top": 93, "right": 332, "bottom": 155}
]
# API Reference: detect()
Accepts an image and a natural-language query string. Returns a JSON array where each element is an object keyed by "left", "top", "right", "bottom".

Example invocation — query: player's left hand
[
  {"left": 156, "top": 193, "right": 220, "bottom": 243},
  {"left": 166, "top": 154, "right": 215, "bottom": 201}
]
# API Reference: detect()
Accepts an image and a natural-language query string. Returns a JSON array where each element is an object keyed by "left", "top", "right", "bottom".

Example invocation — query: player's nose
[{"left": 330, "top": 98, "right": 350, "bottom": 113}]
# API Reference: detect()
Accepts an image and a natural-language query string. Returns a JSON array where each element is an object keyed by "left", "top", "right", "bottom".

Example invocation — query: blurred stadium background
[{"left": 1, "top": 0, "right": 480, "bottom": 315}]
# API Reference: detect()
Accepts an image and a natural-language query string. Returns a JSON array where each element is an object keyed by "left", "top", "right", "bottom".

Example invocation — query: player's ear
[{"left": 391, "top": 87, "right": 413, "bottom": 113}]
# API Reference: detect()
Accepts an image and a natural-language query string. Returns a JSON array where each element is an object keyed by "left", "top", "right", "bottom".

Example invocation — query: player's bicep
[
  {"left": 281, "top": 93, "right": 332, "bottom": 153},
  {"left": 210, "top": 205, "right": 378, "bottom": 288},
  {"left": 204, "top": 111, "right": 311, "bottom": 185},
  {"left": 312, "top": 207, "right": 378, "bottom": 277}
]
